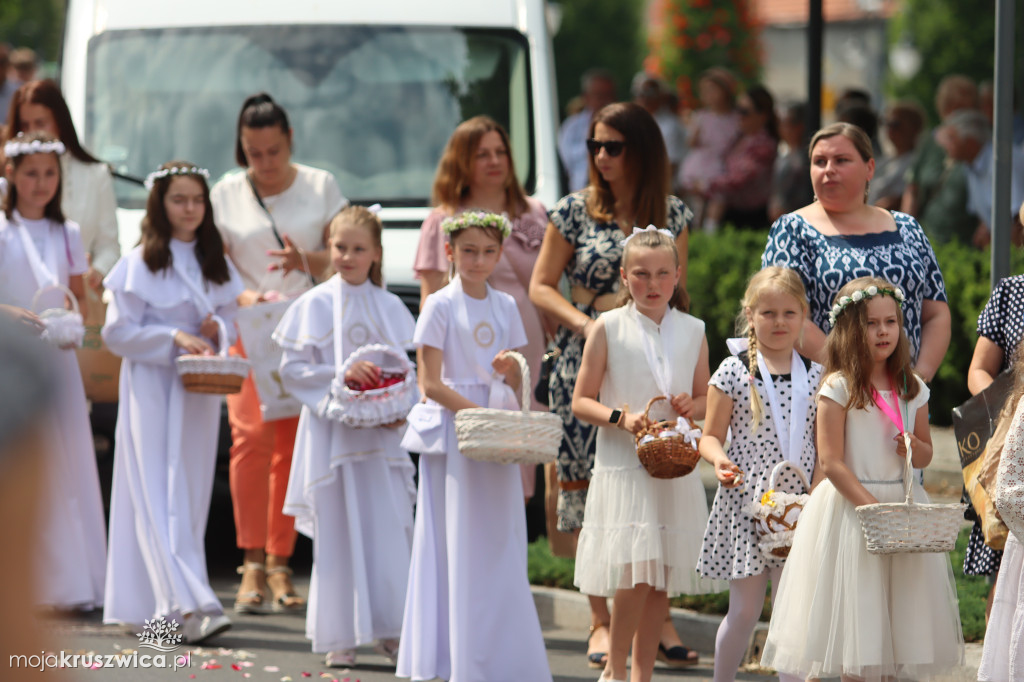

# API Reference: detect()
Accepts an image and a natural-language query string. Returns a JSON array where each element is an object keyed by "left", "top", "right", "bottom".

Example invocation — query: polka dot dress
[{"left": 697, "top": 353, "right": 824, "bottom": 581}]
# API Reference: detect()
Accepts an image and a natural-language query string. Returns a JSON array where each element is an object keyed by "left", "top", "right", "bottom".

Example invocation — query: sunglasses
[{"left": 586, "top": 139, "right": 626, "bottom": 157}]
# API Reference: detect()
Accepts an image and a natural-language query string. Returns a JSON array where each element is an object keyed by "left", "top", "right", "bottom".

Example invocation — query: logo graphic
[{"left": 136, "top": 617, "right": 183, "bottom": 652}]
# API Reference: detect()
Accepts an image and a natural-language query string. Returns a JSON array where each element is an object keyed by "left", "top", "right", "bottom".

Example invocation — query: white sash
[
  {"left": 631, "top": 303, "right": 674, "bottom": 398},
  {"left": 13, "top": 215, "right": 59, "bottom": 290},
  {"left": 170, "top": 245, "right": 214, "bottom": 315},
  {"left": 756, "top": 349, "right": 810, "bottom": 465},
  {"left": 448, "top": 276, "right": 513, "bottom": 408}
]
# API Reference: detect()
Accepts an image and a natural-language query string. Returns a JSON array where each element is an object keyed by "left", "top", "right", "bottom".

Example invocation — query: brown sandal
[
  {"left": 266, "top": 565, "right": 305, "bottom": 612},
  {"left": 234, "top": 562, "right": 269, "bottom": 614}
]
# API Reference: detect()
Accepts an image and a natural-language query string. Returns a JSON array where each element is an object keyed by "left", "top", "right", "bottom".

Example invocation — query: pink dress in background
[
  {"left": 413, "top": 198, "right": 549, "bottom": 496},
  {"left": 678, "top": 109, "right": 741, "bottom": 192}
]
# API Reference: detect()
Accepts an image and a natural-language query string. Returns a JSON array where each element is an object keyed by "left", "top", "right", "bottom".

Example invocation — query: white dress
[
  {"left": 101, "top": 240, "right": 242, "bottom": 625},
  {"left": 979, "top": 397, "right": 1024, "bottom": 681},
  {"left": 0, "top": 212, "right": 106, "bottom": 609},
  {"left": 761, "top": 373, "right": 964, "bottom": 681},
  {"left": 574, "top": 304, "right": 721, "bottom": 597},
  {"left": 275, "top": 276, "right": 416, "bottom": 653},
  {"left": 698, "top": 353, "right": 823, "bottom": 580},
  {"left": 396, "top": 278, "right": 552, "bottom": 682}
]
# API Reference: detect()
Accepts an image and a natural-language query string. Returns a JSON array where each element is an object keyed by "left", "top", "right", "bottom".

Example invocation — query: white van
[{"left": 60, "top": 0, "right": 561, "bottom": 309}]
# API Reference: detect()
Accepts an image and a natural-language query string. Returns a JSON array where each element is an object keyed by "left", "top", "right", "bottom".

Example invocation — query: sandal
[
  {"left": 325, "top": 649, "right": 356, "bottom": 668},
  {"left": 234, "top": 562, "right": 269, "bottom": 614},
  {"left": 266, "top": 565, "right": 306, "bottom": 612},
  {"left": 374, "top": 638, "right": 400, "bottom": 664},
  {"left": 586, "top": 623, "right": 609, "bottom": 669},
  {"left": 656, "top": 642, "right": 699, "bottom": 667}
]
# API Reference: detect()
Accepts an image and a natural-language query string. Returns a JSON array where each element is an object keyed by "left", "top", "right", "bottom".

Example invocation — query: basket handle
[
  {"left": 901, "top": 431, "right": 915, "bottom": 504},
  {"left": 768, "top": 460, "right": 810, "bottom": 493},
  {"left": 31, "top": 283, "right": 80, "bottom": 316},
  {"left": 212, "top": 315, "right": 230, "bottom": 358},
  {"left": 496, "top": 349, "right": 530, "bottom": 414}
]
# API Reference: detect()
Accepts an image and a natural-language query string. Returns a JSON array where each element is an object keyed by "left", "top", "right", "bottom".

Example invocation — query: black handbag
[{"left": 533, "top": 345, "right": 560, "bottom": 406}]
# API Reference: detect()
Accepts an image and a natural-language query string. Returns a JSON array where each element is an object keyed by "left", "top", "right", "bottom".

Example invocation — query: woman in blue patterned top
[
  {"left": 761, "top": 122, "right": 951, "bottom": 381},
  {"left": 529, "top": 101, "right": 695, "bottom": 669}
]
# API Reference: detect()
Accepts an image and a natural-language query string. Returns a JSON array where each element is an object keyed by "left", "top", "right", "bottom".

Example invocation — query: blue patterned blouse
[{"left": 761, "top": 210, "right": 947, "bottom": 360}]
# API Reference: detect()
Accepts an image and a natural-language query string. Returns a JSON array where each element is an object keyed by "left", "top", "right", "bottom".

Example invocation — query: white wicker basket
[
  {"left": 32, "top": 284, "right": 85, "bottom": 348},
  {"left": 324, "top": 343, "right": 418, "bottom": 427},
  {"left": 746, "top": 460, "right": 810, "bottom": 559},
  {"left": 855, "top": 433, "right": 965, "bottom": 554},
  {"left": 454, "top": 350, "right": 562, "bottom": 465},
  {"left": 175, "top": 316, "right": 251, "bottom": 395}
]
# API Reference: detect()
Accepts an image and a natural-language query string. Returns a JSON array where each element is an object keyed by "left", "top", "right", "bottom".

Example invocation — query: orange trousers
[{"left": 227, "top": 341, "right": 298, "bottom": 558}]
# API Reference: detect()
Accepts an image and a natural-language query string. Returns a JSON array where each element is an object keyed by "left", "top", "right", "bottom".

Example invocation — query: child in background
[
  {"left": 102, "top": 161, "right": 241, "bottom": 642},
  {"left": 572, "top": 226, "right": 719, "bottom": 682},
  {"left": 762, "top": 276, "right": 964, "bottom": 681},
  {"left": 397, "top": 211, "right": 552, "bottom": 682},
  {"left": 0, "top": 131, "right": 106, "bottom": 611},
  {"left": 678, "top": 68, "right": 741, "bottom": 230},
  {"left": 697, "top": 266, "right": 822, "bottom": 682},
  {"left": 274, "top": 205, "right": 417, "bottom": 668}
]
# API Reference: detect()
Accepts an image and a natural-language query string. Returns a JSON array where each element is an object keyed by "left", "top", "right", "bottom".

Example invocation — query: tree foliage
[
  {"left": 888, "top": 0, "right": 1024, "bottom": 123},
  {"left": 0, "top": 0, "right": 63, "bottom": 62},
  {"left": 552, "top": 0, "right": 647, "bottom": 115}
]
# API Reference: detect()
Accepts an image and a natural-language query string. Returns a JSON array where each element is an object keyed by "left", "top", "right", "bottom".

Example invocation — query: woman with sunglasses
[
  {"left": 529, "top": 101, "right": 698, "bottom": 669},
  {"left": 698, "top": 84, "right": 779, "bottom": 231}
]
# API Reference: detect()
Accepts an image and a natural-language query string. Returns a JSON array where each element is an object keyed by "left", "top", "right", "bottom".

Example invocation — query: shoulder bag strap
[{"left": 246, "top": 172, "right": 316, "bottom": 286}]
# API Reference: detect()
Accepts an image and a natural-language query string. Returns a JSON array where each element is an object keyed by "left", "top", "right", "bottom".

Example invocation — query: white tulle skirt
[
  {"left": 979, "top": 533, "right": 1024, "bottom": 681},
  {"left": 574, "top": 462, "right": 722, "bottom": 597},
  {"left": 761, "top": 479, "right": 964, "bottom": 681}
]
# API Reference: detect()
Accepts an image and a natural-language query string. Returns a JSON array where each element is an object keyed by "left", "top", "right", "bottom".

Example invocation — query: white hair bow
[
  {"left": 619, "top": 224, "right": 675, "bottom": 247},
  {"left": 366, "top": 203, "right": 383, "bottom": 215}
]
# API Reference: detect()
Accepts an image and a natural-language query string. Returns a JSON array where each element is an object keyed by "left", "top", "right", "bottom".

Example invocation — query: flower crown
[
  {"left": 828, "top": 284, "right": 905, "bottom": 326},
  {"left": 144, "top": 166, "right": 211, "bottom": 191},
  {"left": 441, "top": 211, "right": 512, "bottom": 239},
  {"left": 4, "top": 135, "right": 66, "bottom": 159}
]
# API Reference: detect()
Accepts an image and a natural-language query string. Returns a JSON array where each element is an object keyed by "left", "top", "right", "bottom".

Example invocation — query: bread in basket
[
  {"left": 323, "top": 343, "right": 418, "bottom": 427},
  {"left": 746, "top": 460, "right": 810, "bottom": 558},
  {"left": 454, "top": 350, "right": 562, "bottom": 465},
  {"left": 635, "top": 396, "right": 702, "bottom": 479},
  {"left": 175, "top": 316, "right": 251, "bottom": 395},
  {"left": 32, "top": 283, "right": 85, "bottom": 348}
]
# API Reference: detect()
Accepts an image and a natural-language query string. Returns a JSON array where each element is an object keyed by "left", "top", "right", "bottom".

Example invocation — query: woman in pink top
[{"left": 414, "top": 115, "right": 550, "bottom": 498}]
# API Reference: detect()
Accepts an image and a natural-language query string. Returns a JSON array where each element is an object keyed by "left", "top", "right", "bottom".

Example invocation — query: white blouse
[{"left": 61, "top": 155, "right": 120, "bottom": 276}]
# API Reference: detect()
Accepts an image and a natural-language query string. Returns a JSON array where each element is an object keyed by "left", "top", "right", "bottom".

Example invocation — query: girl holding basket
[
  {"left": 761, "top": 276, "right": 963, "bottom": 681},
  {"left": 697, "top": 266, "right": 823, "bottom": 682}
]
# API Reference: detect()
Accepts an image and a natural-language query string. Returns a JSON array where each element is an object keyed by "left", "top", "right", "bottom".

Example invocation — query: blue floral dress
[
  {"left": 761, "top": 210, "right": 947, "bottom": 360},
  {"left": 545, "top": 191, "right": 691, "bottom": 531}
]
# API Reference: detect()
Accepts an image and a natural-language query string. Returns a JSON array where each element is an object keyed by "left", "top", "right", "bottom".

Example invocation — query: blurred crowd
[{"left": 559, "top": 68, "right": 1024, "bottom": 246}]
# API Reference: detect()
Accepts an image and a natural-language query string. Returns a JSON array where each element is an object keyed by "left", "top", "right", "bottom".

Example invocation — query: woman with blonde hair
[{"left": 413, "top": 115, "right": 550, "bottom": 498}]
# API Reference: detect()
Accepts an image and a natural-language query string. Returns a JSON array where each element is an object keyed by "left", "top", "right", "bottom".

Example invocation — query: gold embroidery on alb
[
  {"left": 473, "top": 321, "right": 495, "bottom": 347},
  {"left": 348, "top": 322, "right": 370, "bottom": 346}
]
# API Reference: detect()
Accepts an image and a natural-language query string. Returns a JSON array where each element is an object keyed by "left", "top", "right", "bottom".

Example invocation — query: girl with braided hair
[{"left": 697, "top": 266, "right": 823, "bottom": 682}]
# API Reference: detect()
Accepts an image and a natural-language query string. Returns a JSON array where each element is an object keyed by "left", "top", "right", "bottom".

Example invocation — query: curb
[{"left": 531, "top": 585, "right": 767, "bottom": 659}]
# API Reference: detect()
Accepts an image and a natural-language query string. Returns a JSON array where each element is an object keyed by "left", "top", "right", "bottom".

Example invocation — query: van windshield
[{"left": 85, "top": 25, "right": 535, "bottom": 208}]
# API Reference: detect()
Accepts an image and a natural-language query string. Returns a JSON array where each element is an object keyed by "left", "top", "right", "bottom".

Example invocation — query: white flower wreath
[
  {"left": 440, "top": 210, "right": 512, "bottom": 238},
  {"left": 828, "top": 285, "right": 906, "bottom": 326},
  {"left": 144, "top": 166, "right": 211, "bottom": 191},
  {"left": 3, "top": 135, "right": 66, "bottom": 159}
]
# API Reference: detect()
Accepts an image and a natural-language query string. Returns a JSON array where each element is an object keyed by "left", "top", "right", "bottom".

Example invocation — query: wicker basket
[
  {"left": 32, "top": 284, "right": 85, "bottom": 348},
  {"left": 323, "top": 343, "right": 418, "bottom": 427},
  {"left": 634, "top": 396, "right": 701, "bottom": 479},
  {"left": 855, "top": 433, "right": 966, "bottom": 554},
  {"left": 175, "top": 316, "right": 251, "bottom": 395},
  {"left": 746, "top": 460, "right": 810, "bottom": 558},
  {"left": 454, "top": 350, "right": 562, "bottom": 465}
]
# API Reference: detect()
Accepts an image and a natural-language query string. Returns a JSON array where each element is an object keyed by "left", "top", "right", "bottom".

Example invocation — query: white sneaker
[
  {"left": 325, "top": 649, "right": 356, "bottom": 668},
  {"left": 181, "top": 615, "right": 203, "bottom": 643},
  {"left": 198, "top": 613, "right": 232, "bottom": 642}
]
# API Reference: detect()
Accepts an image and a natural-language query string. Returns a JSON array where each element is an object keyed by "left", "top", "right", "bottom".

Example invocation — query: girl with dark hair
[
  {"left": 211, "top": 92, "right": 347, "bottom": 614},
  {"left": 0, "top": 131, "right": 106, "bottom": 611},
  {"left": 414, "top": 115, "right": 550, "bottom": 500},
  {"left": 529, "top": 101, "right": 697, "bottom": 668},
  {"left": 102, "top": 162, "right": 242, "bottom": 643},
  {"left": 6, "top": 79, "right": 120, "bottom": 287},
  {"left": 700, "top": 84, "right": 780, "bottom": 231}
]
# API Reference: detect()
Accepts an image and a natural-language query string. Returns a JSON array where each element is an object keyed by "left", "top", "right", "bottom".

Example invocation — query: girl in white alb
[
  {"left": 274, "top": 206, "right": 417, "bottom": 669},
  {"left": 761, "top": 276, "right": 963, "bottom": 681},
  {"left": 102, "top": 162, "right": 241, "bottom": 643},
  {"left": 397, "top": 211, "right": 552, "bottom": 682},
  {"left": 0, "top": 132, "right": 106, "bottom": 610},
  {"left": 697, "top": 266, "right": 822, "bottom": 682},
  {"left": 572, "top": 226, "right": 720, "bottom": 682}
]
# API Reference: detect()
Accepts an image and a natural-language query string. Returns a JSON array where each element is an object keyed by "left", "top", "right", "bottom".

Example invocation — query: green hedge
[{"left": 686, "top": 227, "right": 1024, "bottom": 426}]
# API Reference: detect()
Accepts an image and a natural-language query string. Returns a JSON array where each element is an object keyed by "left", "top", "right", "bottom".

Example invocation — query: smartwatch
[{"left": 609, "top": 408, "right": 622, "bottom": 426}]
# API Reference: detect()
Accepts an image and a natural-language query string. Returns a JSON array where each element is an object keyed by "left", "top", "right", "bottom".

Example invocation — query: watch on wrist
[{"left": 609, "top": 408, "right": 622, "bottom": 426}]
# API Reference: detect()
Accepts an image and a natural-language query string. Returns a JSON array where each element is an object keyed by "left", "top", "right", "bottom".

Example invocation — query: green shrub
[{"left": 685, "top": 227, "right": 1024, "bottom": 425}]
